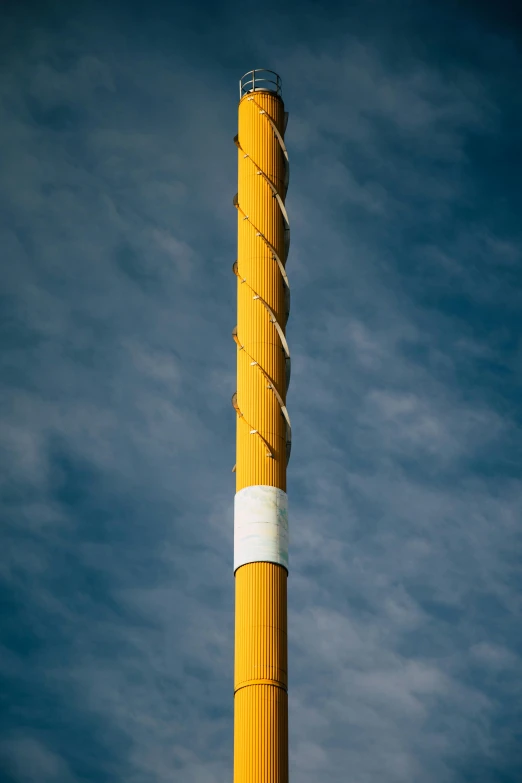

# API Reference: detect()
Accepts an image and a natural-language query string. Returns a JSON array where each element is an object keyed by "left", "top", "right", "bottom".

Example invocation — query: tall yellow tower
[{"left": 232, "top": 69, "right": 291, "bottom": 783}]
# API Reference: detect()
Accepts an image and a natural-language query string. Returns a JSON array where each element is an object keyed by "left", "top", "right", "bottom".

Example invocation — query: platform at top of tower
[{"left": 240, "top": 69, "right": 282, "bottom": 99}]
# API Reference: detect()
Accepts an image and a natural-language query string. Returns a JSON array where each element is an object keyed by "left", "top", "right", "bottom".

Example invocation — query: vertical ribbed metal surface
[
  {"left": 234, "top": 87, "right": 289, "bottom": 783},
  {"left": 236, "top": 90, "right": 287, "bottom": 492},
  {"left": 235, "top": 562, "right": 287, "bottom": 689},
  {"left": 234, "top": 685, "right": 289, "bottom": 782}
]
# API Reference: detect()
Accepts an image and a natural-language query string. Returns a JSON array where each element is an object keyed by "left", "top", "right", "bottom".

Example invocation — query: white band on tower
[{"left": 234, "top": 485, "right": 289, "bottom": 572}]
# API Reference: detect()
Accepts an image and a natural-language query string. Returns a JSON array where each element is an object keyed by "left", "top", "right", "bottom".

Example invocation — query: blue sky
[{"left": 1, "top": 1, "right": 522, "bottom": 781}]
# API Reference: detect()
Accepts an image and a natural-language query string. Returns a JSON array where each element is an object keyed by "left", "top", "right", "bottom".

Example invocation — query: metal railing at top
[{"left": 240, "top": 69, "right": 282, "bottom": 99}]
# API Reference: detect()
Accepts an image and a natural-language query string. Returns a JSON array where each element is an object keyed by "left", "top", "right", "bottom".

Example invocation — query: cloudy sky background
[{"left": 2, "top": 1, "right": 522, "bottom": 781}]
